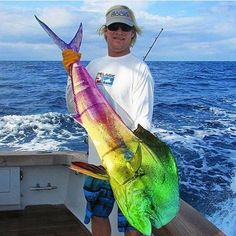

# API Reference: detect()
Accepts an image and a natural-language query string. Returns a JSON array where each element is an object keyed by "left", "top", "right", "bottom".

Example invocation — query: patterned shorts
[{"left": 83, "top": 176, "right": 136, "bottom": 233}]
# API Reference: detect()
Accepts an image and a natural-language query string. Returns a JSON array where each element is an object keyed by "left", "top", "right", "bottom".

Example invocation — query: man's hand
[{"left": 62, "top": 49, "right": 81, "bottom": 73}]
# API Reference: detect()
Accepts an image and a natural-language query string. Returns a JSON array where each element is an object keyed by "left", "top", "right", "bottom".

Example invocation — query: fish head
[{"left": 102, "top": 141, "right": 142, "bottom": 185}]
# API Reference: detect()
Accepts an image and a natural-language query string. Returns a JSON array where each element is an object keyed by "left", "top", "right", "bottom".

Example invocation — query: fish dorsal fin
[
  {"left": 134, "top": 124, "right": 178, "bottom": 170},
  {"left": 69, "top": 162, "right": 109, "bottom": 180}
]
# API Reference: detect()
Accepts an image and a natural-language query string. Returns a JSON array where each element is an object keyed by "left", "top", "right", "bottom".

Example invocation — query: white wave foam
[
  {"left": 152, "top": 124, "right": 235, "bottom": 235},
  {"left": 152, "top": 123, "right": 236, "bottom": 156},
  {"left": 0, "top": 112, "right": 86, "bottom": 151},
  {"left": 151, "top": 126, "right": 184, "bottom": 143},
  {"left": 209, "top": 107, "right": 228, "bottom": 116},
  {"left": 207, "top": 174, "right": 236, "bottom": 236}
]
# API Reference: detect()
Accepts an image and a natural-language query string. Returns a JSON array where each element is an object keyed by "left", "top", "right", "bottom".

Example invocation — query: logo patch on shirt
[{"left": 95, "top": 72, "right": 115, "bottom": 86}]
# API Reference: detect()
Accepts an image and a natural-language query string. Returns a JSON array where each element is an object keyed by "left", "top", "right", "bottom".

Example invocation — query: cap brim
[{"left": 106, "top": 17, "right": 134, "bottom": 27}]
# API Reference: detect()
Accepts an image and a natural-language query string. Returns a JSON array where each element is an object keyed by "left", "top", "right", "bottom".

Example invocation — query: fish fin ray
[
  {"left": 126, "top": 143, "right": 142, "bottom": 172},
  {"left": 35, "top": 15, "right": 82, "bottom": 53},
  {"left": 35, "top": 15, "right": 69, "bottom": 51},
  {"left": 69, "top": 161, "right": 109, "bottom": 180},
  {"left": 69, "top": 23, "right": 83, "bottom": 53}
]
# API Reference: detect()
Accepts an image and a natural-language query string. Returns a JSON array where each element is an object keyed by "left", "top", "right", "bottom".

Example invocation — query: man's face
[{"left": 104, "top": 23, "right": 135, "bottom": 57}]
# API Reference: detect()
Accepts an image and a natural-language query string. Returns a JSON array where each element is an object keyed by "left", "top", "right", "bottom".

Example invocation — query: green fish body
[{"left": 109, "top": 125, "right": 179, "bottom": 234}]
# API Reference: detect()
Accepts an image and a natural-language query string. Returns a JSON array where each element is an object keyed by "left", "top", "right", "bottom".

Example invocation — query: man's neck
[{"left": 108, "top": 48, "right": 130, "bottom": 57}]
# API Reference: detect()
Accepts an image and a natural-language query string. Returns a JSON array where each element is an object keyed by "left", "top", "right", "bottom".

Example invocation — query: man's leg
[
  {"left": 83, "top": 176, "right": 115, "bottom": 236},
  {"left": 118, "top": 208, "right": 142, "bottom": 236},
  {"left": 91, "top": 216, "right": 111, "bottom": 236}
]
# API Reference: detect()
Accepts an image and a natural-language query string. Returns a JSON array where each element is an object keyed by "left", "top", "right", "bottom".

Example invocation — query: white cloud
[
  {"left": 0, "top": 41, "right": 60, "bottom": 60},
  {"left": 0, "top": 41, "right": 54, "bottom": 50},
  {"left": 37, "top": 7, "right": 79, "bottom": 28},
  {"left": 0, "top": 9, "right": 35, "bottom": 35},
  {"left": 0, "top": 1, "right": 236, "bottom": 61},
  {"left": 80, "top": 0, "right": 150, "bottom": 13}
]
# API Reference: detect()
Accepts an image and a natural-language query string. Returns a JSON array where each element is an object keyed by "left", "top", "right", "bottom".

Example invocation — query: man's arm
[
  {"left": 132, "top": 64, "right": 154, "bottom": 131},
  {"left": 66, "top": 76, "right": 76, "bottom": 114}
]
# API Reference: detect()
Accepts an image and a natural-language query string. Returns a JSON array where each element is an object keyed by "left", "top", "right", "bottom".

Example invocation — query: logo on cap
[{"left": 111, "top": 10, "right": 130, "bottom": 18}]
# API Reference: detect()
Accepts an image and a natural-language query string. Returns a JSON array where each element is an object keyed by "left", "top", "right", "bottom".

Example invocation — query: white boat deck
[{"left": 0, "top": 152, "right": 226, "bottom": 236}]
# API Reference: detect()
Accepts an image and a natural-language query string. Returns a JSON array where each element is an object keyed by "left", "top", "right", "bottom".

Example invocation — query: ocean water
[{"left": 0, "top": 61, "right": 235, "bottom": 235}]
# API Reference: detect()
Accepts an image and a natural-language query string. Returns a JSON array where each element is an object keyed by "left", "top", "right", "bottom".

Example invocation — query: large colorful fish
[{"left": 35, "top": 16, "right": 179, "bottom": 235}]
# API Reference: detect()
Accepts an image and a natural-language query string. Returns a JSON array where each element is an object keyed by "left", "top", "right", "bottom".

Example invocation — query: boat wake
[{"left": 0, "top": 112, "right": 87, "bottom": 152}]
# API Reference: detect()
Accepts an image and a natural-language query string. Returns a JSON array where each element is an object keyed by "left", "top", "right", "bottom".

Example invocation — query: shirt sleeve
[
  {"left": 66, "top": 76, "right": 76, "bottom": 114},
  {"left": 132, "top": 63, "right": 154, "bottom": 131}
]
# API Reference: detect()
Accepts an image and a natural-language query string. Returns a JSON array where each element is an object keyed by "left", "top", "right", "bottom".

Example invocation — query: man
[{"left": 63, "top": 5, "right": 154, "bottom": 236}]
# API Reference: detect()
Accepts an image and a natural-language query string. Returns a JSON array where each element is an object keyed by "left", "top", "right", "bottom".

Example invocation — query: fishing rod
[{"left": 143, "top": 28, "right": 163, "bottom": 61}]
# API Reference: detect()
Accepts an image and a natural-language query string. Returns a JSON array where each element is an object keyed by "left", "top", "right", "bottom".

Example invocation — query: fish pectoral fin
[
  {"left": 69, "top": 162, "right": 109, "bottom": 180},
  {"left": 126, "top": 143, "right": 142, "bottom": 172}
]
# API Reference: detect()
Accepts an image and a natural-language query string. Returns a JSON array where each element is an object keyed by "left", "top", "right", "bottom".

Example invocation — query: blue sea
[{"left": 0, "top": 61, "right": 235, "bottom": 235}]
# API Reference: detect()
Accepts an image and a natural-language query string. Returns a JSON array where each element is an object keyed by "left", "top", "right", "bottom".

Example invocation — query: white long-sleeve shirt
[{"left": 66, "top": 53, "right": 154, "bottom": 164}]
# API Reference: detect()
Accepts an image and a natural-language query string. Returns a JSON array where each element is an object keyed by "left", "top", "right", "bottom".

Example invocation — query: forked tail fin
[{"left": 35, "top": 15, "right": 82, "bottom": 53}]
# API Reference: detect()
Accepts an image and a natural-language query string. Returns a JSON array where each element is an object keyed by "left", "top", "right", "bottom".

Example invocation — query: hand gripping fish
[{"left": 35, "top": 16, "right": 179, "bottom": 235}]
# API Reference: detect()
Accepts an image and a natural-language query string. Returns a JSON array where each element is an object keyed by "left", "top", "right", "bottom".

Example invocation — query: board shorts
[{"left": 83, "top": 176, "right": 137, "bottom": 233}]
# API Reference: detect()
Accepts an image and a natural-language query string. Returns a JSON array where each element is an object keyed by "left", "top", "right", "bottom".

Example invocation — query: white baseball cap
[{"left": 106, "top": 5, "right": 134, "bottom": 27}]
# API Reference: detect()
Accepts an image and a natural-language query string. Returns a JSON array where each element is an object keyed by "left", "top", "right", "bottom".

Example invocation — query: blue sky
[{"left": 0, "top": 1, "right": 236, "bottom": 61}]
